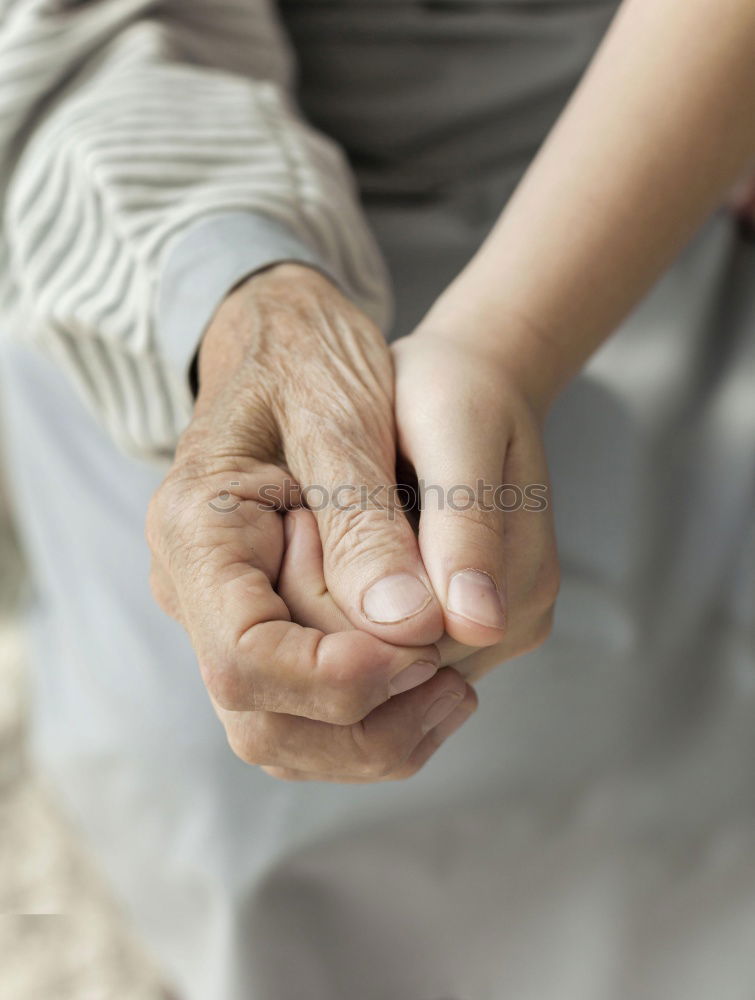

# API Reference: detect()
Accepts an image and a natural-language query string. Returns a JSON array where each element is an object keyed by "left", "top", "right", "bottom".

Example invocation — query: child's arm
[{"left": 424, "top": 0, "right": 755, "bottom": 411}]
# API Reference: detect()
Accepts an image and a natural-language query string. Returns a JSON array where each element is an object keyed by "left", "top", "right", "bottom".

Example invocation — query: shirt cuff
[{"left": 156, "top": 211, "right": 337, "bottom": 391}]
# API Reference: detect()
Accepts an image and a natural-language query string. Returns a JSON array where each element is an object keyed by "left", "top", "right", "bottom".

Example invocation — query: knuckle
[
  {"left": 385, "top": 757, "right": 422, "bottom": 782},
  {"left": 370, "top": 758, "right": 399, "bottom": 780},
  {"left": 205, "top": 661, "right": 249, "bottom": 711},
  {"left": 346, "top": 724, "right": 406, "bottom": 779},
  {"left": 146, "top": 475, "right": 199, "bottom": 563},
  {"left": 323, "top": 683, "right": 372, "bottom": 727},
  {"left": 326, "top": 506, "right": 380, "bottom": 567},
  {"left": 247, "top": 712, "right": 280, "bottom": 763},
  {"left": 371, "top": 745, "right": 406, "bottom": 779},
  {"left": 345, "top": 722, "right": 381, "bottom": 777},
  {"left": 226, "top": 722, "right": 261, "bottom": 766},
  {"left": 443, "top": 503, "right": 505, "bottom": 543},
  {"left": 324, "top": 502, "right": 407, "bottom": 573}
]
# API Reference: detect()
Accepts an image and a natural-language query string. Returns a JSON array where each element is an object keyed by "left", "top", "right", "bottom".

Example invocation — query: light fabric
[
  {"left": 2, "top": 2, "right": 755, "bottom": 999},
  {"left": 0, "top": 0, "right": 390, "bottom": 459}
]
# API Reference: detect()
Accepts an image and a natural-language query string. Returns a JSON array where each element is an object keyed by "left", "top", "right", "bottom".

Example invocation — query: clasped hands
[{"left": 147, "top": 264, "right": 559, "bottom": 782}]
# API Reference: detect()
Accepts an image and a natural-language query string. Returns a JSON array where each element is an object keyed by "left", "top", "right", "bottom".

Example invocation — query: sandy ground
[{"left": 0, "top": 498, "right": 169, "bottom": 998}]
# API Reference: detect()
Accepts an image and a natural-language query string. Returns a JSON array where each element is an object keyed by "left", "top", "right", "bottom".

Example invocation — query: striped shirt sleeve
[{"left": 0, "top": 0, "right": 391, "bottom": 460}]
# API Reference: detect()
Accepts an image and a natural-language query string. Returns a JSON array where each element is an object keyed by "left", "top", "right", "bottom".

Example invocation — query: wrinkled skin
[{"left": 147, "top": 264, "right": 559, "bottom": 782}]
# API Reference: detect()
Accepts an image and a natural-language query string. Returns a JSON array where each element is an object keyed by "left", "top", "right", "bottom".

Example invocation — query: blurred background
[{"left": 0, "top": 482, "right": 166, "bottom": 999}]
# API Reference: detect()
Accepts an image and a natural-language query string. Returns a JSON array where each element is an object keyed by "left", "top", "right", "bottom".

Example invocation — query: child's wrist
[{"left": 418, "top": 290, "right": 569, "bottom": 419}]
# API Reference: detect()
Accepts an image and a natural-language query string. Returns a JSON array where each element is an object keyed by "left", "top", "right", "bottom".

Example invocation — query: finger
[
  {"left": 286, "top": 409, "right": 444, "bottom": 648},
  {"left": 277, "top": 507, "right": 351, "bottom": 632},
  {"left": 494, "top": 421, "right": 560, "bottom": 644},
  {"left": 441, "top": 418, "right": 559, "bottom": 682},
  {"left": 258, "top": 685, "right": 478, "bottom": 783},
  {"left": 279, "top": 506, "right": 457, "bottom": 691},
  {"left": 278, "top": 507, "right": 479, "bottom": 669},
  {"left": 451, "top": 608, "right": 554, "bottom": 683},
  {"left": 219, "top": 669, "right": 476, "bottom": 781},
  {"left": 151, "top": 464, "right": 441, "bottom": 723},
  {"left": 398, "top": 401, "right": 509, "bottom": 648}
]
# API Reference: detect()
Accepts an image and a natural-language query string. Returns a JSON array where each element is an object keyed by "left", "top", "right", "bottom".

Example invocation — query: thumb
[
  {"left": 393, "top": 346, "right": 511, "bottom": 648},
  {"left": 404, "top": 414, "right": 510, "bottom": 648},
  {"left": 290, "top": 422, "right": 444, "bottom": 647}
]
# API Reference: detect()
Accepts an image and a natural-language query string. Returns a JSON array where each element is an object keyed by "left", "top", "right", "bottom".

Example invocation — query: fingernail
[
  {"left": 362, "top": 573, "right": 432, "bottom": 624},
  {"left": 447, "top": 570, "right": 505, "bottom": 629},
  {"left": 431, "top": 702, "right": 474, "bottom": 744},
  {"left": 422, "top": 691, "right": 463, "bottom": 734},
  {"left": 389, "top": 660, "right": 438, "bottom": 697}
]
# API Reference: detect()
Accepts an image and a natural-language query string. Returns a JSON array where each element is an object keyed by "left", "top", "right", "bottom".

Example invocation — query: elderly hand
[{"left": 146, "top": 264, "right": 475, "bottom": 780}]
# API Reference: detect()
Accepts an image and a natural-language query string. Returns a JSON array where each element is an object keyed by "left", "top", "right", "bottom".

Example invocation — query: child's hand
[{"left": 389, "top": 327, "right": 560, "bottom": 679}]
